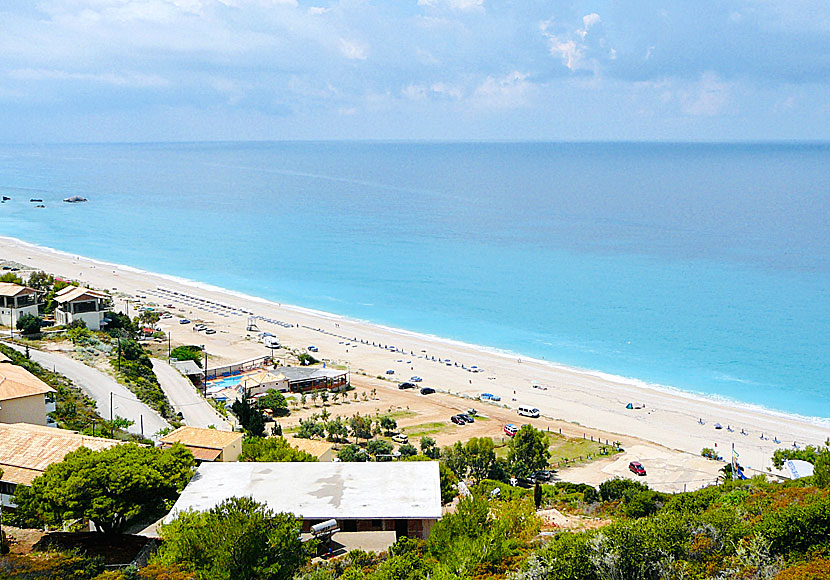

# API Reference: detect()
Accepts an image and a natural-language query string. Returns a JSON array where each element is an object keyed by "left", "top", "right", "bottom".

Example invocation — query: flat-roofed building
[
  {"left": 54, "top": 286, "right": 109, "bottom": 330},
  {"left": 0, "top": 422, "right": 121, "bottom": 507},
  {"left": 0, "top": 282, "right": 40, "bottom": 328},
  {"left": 159, "top": 426, "right": 243, "bottom": 462},
  {"left": 273, "top": 366, "right": 348, "bottom": 393},
  {"left": 166, "top": 461, "right": 442, "bottom": 540},
  {"left": 0, "top": 358, "right": 56, "bottom": 426}
]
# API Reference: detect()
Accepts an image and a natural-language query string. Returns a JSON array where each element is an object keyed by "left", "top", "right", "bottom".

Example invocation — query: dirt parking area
[{"left": 279, "top": 375, "right": 723, "bottom": 491}]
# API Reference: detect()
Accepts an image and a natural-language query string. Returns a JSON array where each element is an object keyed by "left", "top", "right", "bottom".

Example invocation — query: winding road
[{"left": 3, "top": 342, "right": 170, "bottom": 439}]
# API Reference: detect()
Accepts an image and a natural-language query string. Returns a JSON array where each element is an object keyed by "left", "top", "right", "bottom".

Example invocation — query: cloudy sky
[{"left": 1, "top": 0, "right": 828, "bottom": 142}]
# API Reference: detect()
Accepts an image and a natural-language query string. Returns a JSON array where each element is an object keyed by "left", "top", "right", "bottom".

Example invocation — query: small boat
[
  {"left": 30, "top": 198, "right": 43, "bottom": 202},
  {"left": 2, "top": 196, "right": 10, "bottom": 201},
  {"left": 714, "top": 423, "right": 722, "bottom": 429},
  {"left": 63, "top": 195, "right": 88, "bottom": 203},
  {"left": 35, "top": 204, "right": 45, "bottom": 208}
]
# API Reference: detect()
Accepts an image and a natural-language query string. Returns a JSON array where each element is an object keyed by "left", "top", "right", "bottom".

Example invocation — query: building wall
[
  {"left": 56, "top": 308, "right": 104, "bottom": 331},
  {"left": 0, "top": 394, "right": 48, "bottom": 425},
  {"left": 222, "top": 438, "right": 242, "bottom": 462},
  {"left": 302, "top": 517, "right": 438, "bottom": 540},
  {"left": 0, "top": 304, "right": 39, "bottom": 327}
]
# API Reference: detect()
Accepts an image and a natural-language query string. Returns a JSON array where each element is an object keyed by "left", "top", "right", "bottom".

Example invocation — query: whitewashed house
[
  {"left": 0, "top": 282, "right": 40, "bottom": 328},
  {"left": 54, "top": 286, "right": 109, "bottom": 330}
]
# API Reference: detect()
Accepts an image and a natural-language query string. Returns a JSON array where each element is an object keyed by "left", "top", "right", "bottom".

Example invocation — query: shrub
[{"left": 15, "top": 313, "right": 43, "bottom": 335}]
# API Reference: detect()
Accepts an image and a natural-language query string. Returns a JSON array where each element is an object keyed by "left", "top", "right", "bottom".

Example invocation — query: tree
[
  {"left": 27, "top": 270, "right": 54, "bottom": 292},
  {"left": 0, "top": 272, "right": 23, "bottom": 284},
  {"left": 240, "top": 437, "right": 317, "bottom": 462},
  {"left": 231, "top": 393, "right": 266, "bottom": 438},
  {"left": 296, "top": 417, "right": 325, "bottom": 439},
  {"left": 399, "top": 443, "right": 418, "bottom": 458},
  {"left": 507, "top": 425, "right": 551, "bottom": 479},
  {"left": 16, "top": 313, "right": 43, "bottom": 335},
  {"left": 170, "top": 344, "right": 203, "bottom": 367},
  {"left": 138, "top": 309, "right": 161, "bottom": 326},
  {"left": 367, "top": 439, "right": 393, "bottom": 459},
  {"left": 154, "top": 496, "right": 313, "bottom": 580},
  {"left": 325, "top": 416, "right": 349, "bottom": 443},
  {"left": 337, "top": 444, "right": 370, "bottom": 462},
  {"left": 349, "top": 413, "right": 373, "bottom": 443},
  {"left": 420, "top": 436, "right": 440, "bottom": 459},
  {"left": 13, "top": 443, "right": 194, "bottom": 534},
  {"left": 464, "top": 437, "right": 498, "bottom": 481},
  {"left": 257, "top": 389, "right": 289, "bottom": 417},
  {"left": 379, "top": 416, "right": 397, "bottom": 436}
]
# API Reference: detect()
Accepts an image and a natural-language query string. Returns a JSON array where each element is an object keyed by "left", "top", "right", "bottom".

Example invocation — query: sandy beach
[{"left": 1, "top": 235, "right": 827, "bottom": 484}]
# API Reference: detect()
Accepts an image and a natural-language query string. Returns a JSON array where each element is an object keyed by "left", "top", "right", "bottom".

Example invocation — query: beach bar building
[
  {"left": 159, "top": 426, "right": 243, "bottom": 463},
  {"left": 166, "top": 462, "right": 442, "bottom": 540},
  {"left": 0, "top": 423, "right": 120, "bottom": 508},
  {"left": 0, "top": 355, "right": 56, "bottom": 426},
  {"left": 54, "top": 286, "right": 109, "bottom": 330},
  {"left": 0, "top": 282, "right": 40, "bottom": 328}
]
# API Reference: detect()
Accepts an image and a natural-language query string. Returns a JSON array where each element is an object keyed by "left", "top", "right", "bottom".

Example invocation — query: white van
[
  {"left": 263, "top": 336, "right": 280, "bottom": 349},
  {"left": 517, "top": 405, "right": 540, "bottom": 418}
]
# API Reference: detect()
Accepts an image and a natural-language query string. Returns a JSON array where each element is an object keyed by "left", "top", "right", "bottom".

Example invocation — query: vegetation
[
  {"left": 170, "top": 344, "right": 203, "bottom": 367},
  {"left": 110, "top": 336, "right": 175, "bottom": 421},
  {"left": 232, "top": 392, "right": 266, "bottom": 437},
  {"left": 257, "top": 389, "right": 289, "bottom": 416},
  {"left": 239, "top": 436, "right": 317, "bottom": 462},
  {"left": 0, "top": 343, "right": 134, "bottom": 440},
  {"left": 0, "top": 271, "right": 23, "bottom": 284},
  {"left": 15, "top": 312, "right": 43, "bottom": 335},
  {"left": 13, "top": 443, "right": 195, "bottom": 534},
  {"left": 507, "top": 425, "right": 551, "bottom": 479},
  {"left": 154, "top": 496, "right": 313, "bottom": 580}
]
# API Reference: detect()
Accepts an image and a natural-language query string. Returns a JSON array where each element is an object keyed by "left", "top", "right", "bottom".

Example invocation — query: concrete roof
[
  {"left": 0, "top": 363, "right": 56, "bottom": 401},
  {"left": 0, "top": 423, "right": 121, "bottom": 485},
  {"left": 166, "top": 461, "right": 442, "bottom": 522},
  {"left": 159, "top": 426, "right": 242, "bottom": 450},
  {"left": 274, "top": 366, "right": 346, "bottom": 381},
  {"left": 0, "top": 282, "right": 36, "bottom": 297},
  {"left": 171, "top": 360, "right": 202, "bottom": 376},
  {"left": 55, "top": 285, "right": 107, "bottom": 303}
]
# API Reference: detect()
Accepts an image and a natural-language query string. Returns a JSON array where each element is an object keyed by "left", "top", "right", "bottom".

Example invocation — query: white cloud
[
  {"left": 680, "top": 72, "right": 731, "bottom": 116},
  {"left": 308, "top": 6, "right": 328, "bottom": 15},
  {"left": 471, "top": 71, "right": 532, "bottom": 109},
  {"left": 401, "top": 81, "right": 462, "bottom": 101},
  {"left": 9, "top": 68, "right": 169, "bottom": 87},
  {"left": 339, "top": 38, "right": 368, "bottom": 60},
  {"left": 417, "top": 0, "right": 485, "bottom": 13},
  {"left": 578, "top": 13, "right": 600, "bottom": 39},
  {"left": 540, "top": 13, "right": 611, "bottom": 76}
]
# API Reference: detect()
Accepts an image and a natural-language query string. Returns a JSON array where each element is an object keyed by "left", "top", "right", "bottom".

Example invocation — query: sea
[{"left": 0, "top": 141, "right": 827, "bottom": 420}]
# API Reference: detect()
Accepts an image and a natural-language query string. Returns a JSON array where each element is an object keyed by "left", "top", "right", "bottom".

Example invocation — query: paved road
[
  {"left": 3, "top": 342, "right": 170, "bottom": 439},
  {"left": 151, "top": 358, "right": 232, "bottom": 430}
]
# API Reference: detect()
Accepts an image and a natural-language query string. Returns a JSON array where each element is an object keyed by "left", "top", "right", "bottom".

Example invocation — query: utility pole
[
  {"left": 117, "top": 336, "right": 121, "bottom": 372},
  {"left": 167, "top": 332, "right": 171, "bottom": 361},
  {"left": 110, "top": 391, "right": 114, "bottom": 437}
]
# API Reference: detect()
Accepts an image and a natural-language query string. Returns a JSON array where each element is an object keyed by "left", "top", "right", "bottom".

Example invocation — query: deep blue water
[{"left": 0, "top": 141, "right": 827, "bottom": 419}]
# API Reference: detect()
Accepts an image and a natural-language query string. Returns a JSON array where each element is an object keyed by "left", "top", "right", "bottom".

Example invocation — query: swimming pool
[{"left": 207, "top": 369, "right": 261, "bottom": 390}]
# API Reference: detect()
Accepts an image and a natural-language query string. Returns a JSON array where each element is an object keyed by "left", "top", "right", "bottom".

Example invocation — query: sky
[{"left": 0, "top": 0, "right": 828, "bottom": 143}]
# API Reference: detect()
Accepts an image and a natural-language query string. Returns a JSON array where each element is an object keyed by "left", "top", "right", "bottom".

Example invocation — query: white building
[
  {"left": 54, "top": 286, "right": 109, "bottom": 330},
  {"left": 0, "top": 282, "right": 40, "bottom": 328},
  {"left": 167, "top": 461, "right": 442, "bottom": 540}
]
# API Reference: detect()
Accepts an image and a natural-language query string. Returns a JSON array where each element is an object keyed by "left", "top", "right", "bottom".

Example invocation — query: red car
[{"left": 629, "top": 461, "right": 646, "bottom": 476}]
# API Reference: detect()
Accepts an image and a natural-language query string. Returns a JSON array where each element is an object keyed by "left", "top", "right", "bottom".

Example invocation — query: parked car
[
  {"left": 392, "top": 433, "right": 408, "bottom": 444},
  {"left": 205, "top": 328, "right": 216, "bottom": 335},
  {"left": 420, "top": 387, "right": 435, "bottom": 395},
  {"left": 263, "top": 336, "right": 280, "bottom": 348},
  {"left": 398, "top": 382, "right": 416, "bottom": 390},
  {"left": 451, "top": 415, "right": 465, "bottom": 425},
  {"left": 629, "top": 461, "right": 647, "bottom": 476},
  {"left": 194, "top": 323, "right": 207, "bottom": 331},
  {"left": 480, "top": 393, "right": 501, "bottom": 401},
  {"left": 533, "top": 469, "right": 553, "bottom": 482},
  {"left": 385, "top": 369, "right": 395, "bottom": 375},
  {"left": 458, "top": 413, "right": 475, "bottom": 423},
  {"left": 504, "top": 424, "right": 518, "bottom": 436},
  {"left": 410, "top": 376, "right": 423, "bottom": 382},
  {"left": 179, "top": 319, "right": 190, "bottom": 324},
  {"left": 307, "top": 345, "right": 319, "bottom": 352}
]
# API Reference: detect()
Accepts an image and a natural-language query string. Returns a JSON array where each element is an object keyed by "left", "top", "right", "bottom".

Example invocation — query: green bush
[{"left": 15, "top": 313, "right": 43, "bottom": 335}]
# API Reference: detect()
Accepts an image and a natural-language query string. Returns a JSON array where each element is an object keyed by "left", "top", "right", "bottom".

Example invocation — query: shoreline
[
  {"left": 4, "top": 235, "right": 826, "bottom": 428},
  {"left": 1, "top": 235, "right": 828, "bottom": 475}
]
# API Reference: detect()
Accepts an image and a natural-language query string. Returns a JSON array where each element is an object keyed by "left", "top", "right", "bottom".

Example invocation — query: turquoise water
[{"left": 0, "top": 142, "right": 827, "bottom": 419}]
